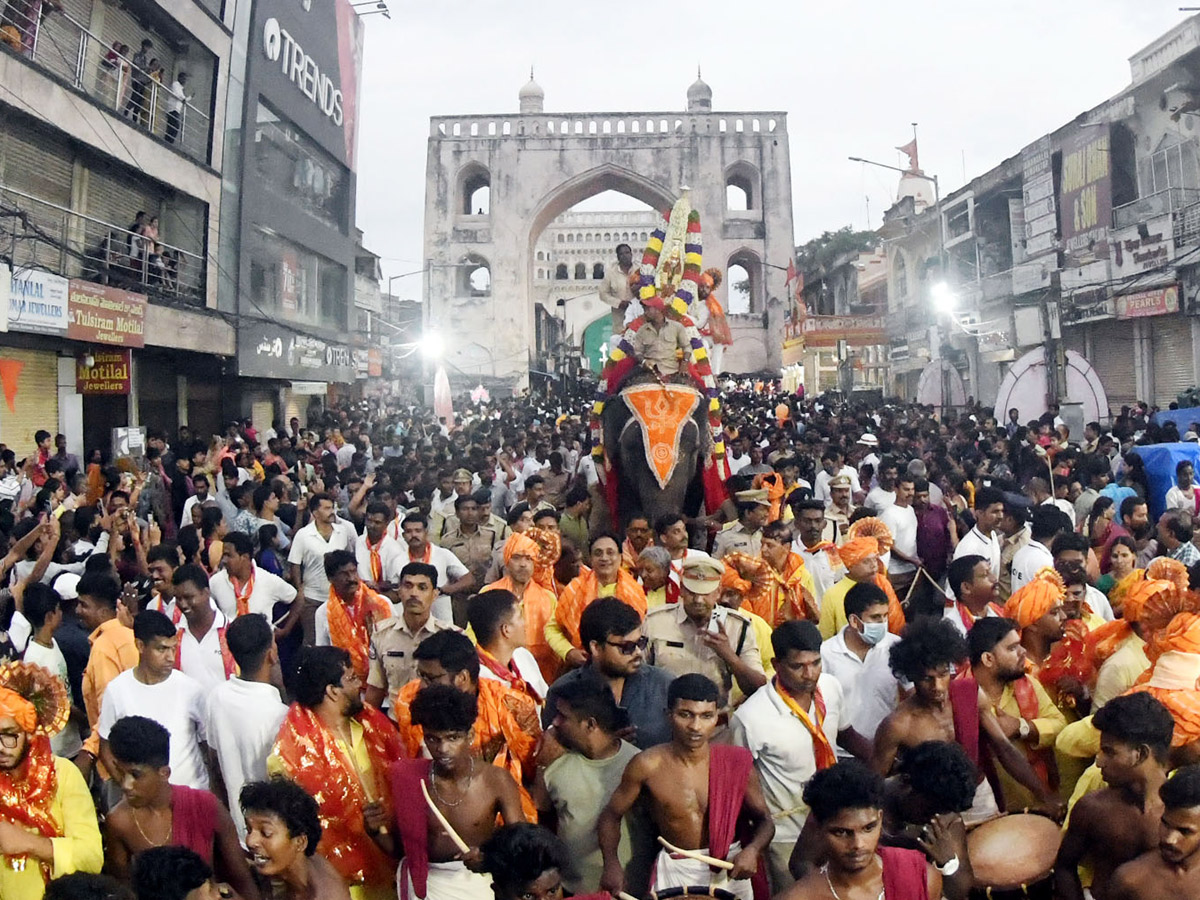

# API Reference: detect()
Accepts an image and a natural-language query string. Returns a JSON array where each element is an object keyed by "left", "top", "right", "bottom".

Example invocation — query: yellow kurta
[
  {"left": 544, "top": 581, "right": 619, "bottom": 659},
  {"left": 994, "top": 676, "right": 1067, "bottom": 810},
  {"left": 0, "top": 757, "right": 103, "bottom": 900},
  {"left": 268, "top": 721, "right": 389, "bottom": 900},
  {"left": 818, "top": 576, "right": 859, "bottom": 641},
  {"left": 1093, "top": 633, "right": 1150, "bottom": 710}
]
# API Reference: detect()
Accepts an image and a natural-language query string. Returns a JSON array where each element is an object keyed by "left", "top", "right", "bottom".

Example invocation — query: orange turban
[
  {"left": 1156, "top": 612, "right": 1200, "bottom": 656},
  {"left": 1004, "top": 568, "right": 1065, "bottom": 630},
  {"left": 503, "top": 532, "right": 539, "bottom": 565},
  {"left": 1146, "top": 558, "right": 1190, "bottom": 595},
  {"left": 839, "top": 537, "right": 879, "bottom": 568},
  {"left": 0, "top": 686, "right": 37, "bottom": 733},
  {"left": 720, "top": 566, "right": 753, "bottom": 596},
  {"left": 847, "top": 517, "right": 893, "bottom": 554},
  {"left": 1088, "top": 578, "right": 1182, "bottom": 669}
]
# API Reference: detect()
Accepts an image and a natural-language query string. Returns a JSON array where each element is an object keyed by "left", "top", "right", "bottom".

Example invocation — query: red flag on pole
[
  {"left": 785, "top": 259, "right": 796, "bottom": 287},
  {"left": 896, "top": 138, "right": 919, "bottom": 173}
]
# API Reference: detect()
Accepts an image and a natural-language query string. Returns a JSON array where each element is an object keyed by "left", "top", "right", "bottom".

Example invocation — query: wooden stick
[
  {"left": 420, "top": 779, "right": 471, "bottom": 855},
  {"left": 616, "top": 893, "right": 639, "bottom": 900},
  {"left": 656, "top": 836, "right": 735, "bottom": 870}
]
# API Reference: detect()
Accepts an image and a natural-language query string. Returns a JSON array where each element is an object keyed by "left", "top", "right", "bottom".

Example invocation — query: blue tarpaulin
[
  {"left": 1130, "top": 442, "right": 1200, "bottom": 521},
  {"left": 1151, "top": 408, "right": 1200, "bottom": 432}
]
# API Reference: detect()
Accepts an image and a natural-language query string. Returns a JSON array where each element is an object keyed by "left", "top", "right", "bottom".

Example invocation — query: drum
[
  {"left": 967, "top": 813, "right": 1062, "bottom": 899},
  {"left": 648, "top": 889, "right": 738, "bottom": 899}
]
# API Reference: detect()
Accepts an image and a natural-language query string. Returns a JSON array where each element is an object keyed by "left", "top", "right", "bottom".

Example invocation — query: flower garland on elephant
[{"left": 589, "top": 192, "right": 729, "bottom": 519}]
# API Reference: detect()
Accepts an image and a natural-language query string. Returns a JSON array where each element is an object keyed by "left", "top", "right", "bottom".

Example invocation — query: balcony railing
[
  {"left": 0, "top": 184, "right": 205, "bottom": 306},
  {"left": 1113, "top": 188, "right": 1200, "bottom": 230},
  {"left": 0, "top": 6, "right": 211, "bottom": 164}
]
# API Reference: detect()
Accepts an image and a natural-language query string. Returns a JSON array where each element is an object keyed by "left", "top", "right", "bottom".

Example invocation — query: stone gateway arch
[{"left": 422, "top": 75, "right": 795, "bottom": 388}]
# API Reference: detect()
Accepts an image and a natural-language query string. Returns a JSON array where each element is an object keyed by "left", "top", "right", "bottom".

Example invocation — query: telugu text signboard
[
  {"left": 801, "top": 315, "right": 888, "bottom": 348},
  {"left": 76, "top": 349, "right": 132, "bottom": 395},
  {"left": 66, "top": 281, "right": 146, "bottom": 347}
]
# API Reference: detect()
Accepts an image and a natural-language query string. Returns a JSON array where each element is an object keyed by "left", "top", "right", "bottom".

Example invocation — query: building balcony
[
  {"left": 1113, "top": 188, "right": 1200, "bottom": 230},
  {"left": 1, "top": 184, "right": 206, "bottom": 307},
  {"left": 0, "top": 6, "right": 213, "bottom": 165}
]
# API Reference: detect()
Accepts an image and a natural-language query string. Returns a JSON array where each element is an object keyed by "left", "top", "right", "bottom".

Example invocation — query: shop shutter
[
  {"left": 0, "top": 118, "right": 74, "bottom": 271},
  {"left": 33, "top": 0, "right": 94, "bottom": 86},
  {"left": 1089, "top": 320, "right": 1136, "bottom": 414},
  {"left": 84, "top": 161, "right": 160, "bottom": 236},
  {"left": 0, "top": 349, "right": 59, "bottom": 456},
  {"left": 1151, "top": 313, "right": 1196, "bottom": 407}
]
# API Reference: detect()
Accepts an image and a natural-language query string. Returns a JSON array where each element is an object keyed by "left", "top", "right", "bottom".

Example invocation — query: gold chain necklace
[
  {"left": 429, "top": 757, "right": 476, "bottom": 808},
  {"left": 132, "top": 806, "right": 171, "bottom": 847}
]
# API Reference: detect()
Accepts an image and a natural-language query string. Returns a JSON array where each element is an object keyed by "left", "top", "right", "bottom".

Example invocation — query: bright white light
[
  {"left": 422, "top": 331, "right": 445, "bottom": 360},
  {"left": 930, "top": 281, "right": 957, "bottom": 311}
]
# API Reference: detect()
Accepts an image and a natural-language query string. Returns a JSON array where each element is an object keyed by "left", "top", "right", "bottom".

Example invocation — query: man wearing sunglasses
[{"left": 541, "top": 597, "right": 674, "bottom": 750}]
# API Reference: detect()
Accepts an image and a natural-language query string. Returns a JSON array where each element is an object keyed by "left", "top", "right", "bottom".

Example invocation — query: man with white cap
[
  {"left": 713, "top": 489, "right": 770, "bottom": 560},
  {"left": 824, "top": 474, "right": 856, "bottom": 543},
  {"left": 857, "top": 433, "right": 881, "bottom": 470},
  {"left": 644, "top": 552, "right": 765, "bottom": 704}
]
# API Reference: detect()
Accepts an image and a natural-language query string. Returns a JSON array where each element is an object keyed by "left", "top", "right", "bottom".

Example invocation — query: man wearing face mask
[{"left": 820, "top": 583, "right": 900, "bottom": 753}]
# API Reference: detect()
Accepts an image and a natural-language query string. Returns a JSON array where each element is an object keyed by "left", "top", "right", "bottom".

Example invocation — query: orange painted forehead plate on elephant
[{"left": 622, "top": 384, "right": 702, "bottom": 490}]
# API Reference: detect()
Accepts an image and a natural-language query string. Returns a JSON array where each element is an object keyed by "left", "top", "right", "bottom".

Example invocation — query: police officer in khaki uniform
[
  {"left": 712, "top": 489, "right": 771, "bottom": 559},
  {"left": 644, "top": 552, "right": 766, "bottom": 706},
  {"left": 824, "top": 474, "right": 855, "bottom": 543},
  {"left": 363, "top": 561, "right": 460, "bottom": 713},
  {"left": 440, "top": 490, "right": 501, "bottom": 623}
]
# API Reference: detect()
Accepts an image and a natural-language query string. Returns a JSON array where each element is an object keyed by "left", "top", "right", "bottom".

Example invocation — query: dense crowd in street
[{"left": 1, "top": 385, "right": 1200, "bottom": 900}]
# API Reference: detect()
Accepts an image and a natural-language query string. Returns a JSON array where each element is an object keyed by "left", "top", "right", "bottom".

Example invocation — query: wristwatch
[
  {"left": 1018, "top": 717, "right": 1032, "bottom": 740},
  {"left": 936, "top": 855, "right": 960, "bottom": 877}
]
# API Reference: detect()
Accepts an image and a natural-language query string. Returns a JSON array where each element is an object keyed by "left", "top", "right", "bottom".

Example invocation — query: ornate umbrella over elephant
[{"left": 589, "top": 190, "right": 730, "bottom": 526}]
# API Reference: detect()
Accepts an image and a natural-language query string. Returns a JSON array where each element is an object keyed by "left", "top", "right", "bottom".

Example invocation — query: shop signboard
[
  {"left": 1059, "top": 127, "right": 1112, "bottom": 267},
  {"left": 76, "top": 349, "right": 132, "bottom": 395},
  {"left": 237, "top": 320, "right": 357, "bottom": 382},
  {"left": 66, "top": 281, "right": 146, "bottom": 347},
  {"left": 1112, "top": 215, "right": 1173, "bottom": 279},
  {"left": 801, "top": 315, "right": 887, "bottom": 348},
  {"left": 1115, "top": 285, "right": 1180, "bottom": 320},
  {"left": 9, "top": 269, "right": 68, "bottom": 335}
]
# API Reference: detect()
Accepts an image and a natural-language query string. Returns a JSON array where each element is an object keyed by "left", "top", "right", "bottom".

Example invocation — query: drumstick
[
  {"left": 420, "top": 779, "right": 471, "bottom": 855},
  {"left": 616, "top": 893, "right": 639, "bottom": 900},
  {"left": 656, "top": 836, "right": 735, "bottom": 870}
]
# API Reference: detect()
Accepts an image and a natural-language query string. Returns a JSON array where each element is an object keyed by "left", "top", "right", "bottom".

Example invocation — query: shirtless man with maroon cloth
[
  {"left": 779, "top": 761, "right": 941, "bottom": 900},
  {"left": 597, "top": 673, "right": 774, "bottom": 900}
]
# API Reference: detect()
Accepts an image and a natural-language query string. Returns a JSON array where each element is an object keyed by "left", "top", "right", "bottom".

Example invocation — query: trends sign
[{"left": 263, "top": 17, "right": 343, "bottom": 126}]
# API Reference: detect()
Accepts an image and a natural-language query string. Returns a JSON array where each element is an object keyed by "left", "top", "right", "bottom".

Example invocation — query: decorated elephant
[
  {"left": 600, "top": 373, "right": 712, "bottom": 527},
  {"left": 590, "top": 190, "right": 730, "bottom": 526}
]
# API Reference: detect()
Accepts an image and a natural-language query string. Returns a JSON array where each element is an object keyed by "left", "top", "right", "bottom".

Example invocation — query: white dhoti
[
  {"left": 962, "top": 777, "right": 1001, "bottom": 827},
  {"left": 652, "top": 842, "right": 753, "bottom": 900},
  {"left": 398, "top": 859, "right": 492, "bottom": 900}
]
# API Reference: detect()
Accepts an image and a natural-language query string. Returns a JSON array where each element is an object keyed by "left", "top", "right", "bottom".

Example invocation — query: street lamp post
[{"left": 849, "top": 154, "right": 960, "bottom": 417}]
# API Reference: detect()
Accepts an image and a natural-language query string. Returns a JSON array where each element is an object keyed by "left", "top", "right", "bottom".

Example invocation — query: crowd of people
[{"left": 0, "top": 388, "right": 1199, "bottom": 900}]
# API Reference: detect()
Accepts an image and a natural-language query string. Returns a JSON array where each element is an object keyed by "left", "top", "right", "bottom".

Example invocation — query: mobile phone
[{"left": 708, "top": 606, "right": 728, "bottom": 635}]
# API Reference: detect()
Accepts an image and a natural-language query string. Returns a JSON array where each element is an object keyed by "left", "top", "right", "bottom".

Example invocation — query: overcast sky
[{"left": 354, "top": 1, "right": 1188, "bottom": 300}]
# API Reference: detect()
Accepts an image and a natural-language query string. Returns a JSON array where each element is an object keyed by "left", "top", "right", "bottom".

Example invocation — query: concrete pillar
[
  {"left": 128, "top": 354, "right": 139, "bottom": 427},
  {"left": 57, "top": 355, "right": 83, "bottom": 459},
  {"left": 177, "top": 374, "right": 188, "bottom": 428}
]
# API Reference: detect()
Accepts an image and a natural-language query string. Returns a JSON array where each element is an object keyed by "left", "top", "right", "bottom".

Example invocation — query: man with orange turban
[
  {"left": 819, "top": 536, "right": 883, "bottom": 640},
  {"left": 485, "top": 532, "right": 560, "bottom": 683},
  {"left": 0, "top": 662, "right": 103, "bottom": 899},
  {"left": 1088, "top": 578, "right": 1178, "bottom": 709},
  {"left": 1127, "top": 611, "right": 1200, "bottom": 752},
  {"left": 1003, "top": 568, "right": 1068, "bottom": 671}
]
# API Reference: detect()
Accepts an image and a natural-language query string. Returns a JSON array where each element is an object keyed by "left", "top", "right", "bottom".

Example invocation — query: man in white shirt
[
  {"left": 879, "top": 474, "right": 920, "bottom": 599},
  {"left": 355, "top": 501, "right": 404, "bottom": 592},
  {"left": 97, "top": 609, "right": 209, "bottom": 790},
  {"left": 597, "top": 241, "right": 635, "bottom": 334},
  {"left": 181, "top": 473, "right": 210, "bottom": 528},
  {"left": 864, "top": 458, "right": 898, "bottom": 512},
  {"left": 1009, "top": 506, "right": 1065, "bottom": 595},
  {"left": 21, "top": 583, "right": 83, "bottom": 759},
  {"left": 813, "top": 450, "right": 861, "bottom": 504},
  {"left": 819, "top": 583, "right": 900, "bottom": 756},
  {"left": 287, "top": 492, "right": 355, "bottom": 644},
  {"left": 205, "top": 612, "right": 288, "bottom": 842},
  {"left": 791, "top": 499, "right": 845, "bottom": 609},
  {"left": 942, "top": 554, "right": 1004, "bottom": 636},
  {"left": 171, "top": 565, "right": 233, "bottom": 692},
  {"left": 730, "top": 619, "right": 853, "bottom": 892},
  {"left": 469, "top": 587, "right": 549, "bottom": 706},
  {"left": 210, "top": 532, "right": 297, "bottom": 625},
  {"left": 952, "top": 485, "right": 1005, "bottom": 580},
  {"left": 398, "top": 512, "right": 472, "bottom": 623},
  {"left": 164, "top": 71, "right": 190, "bottom": 144}
]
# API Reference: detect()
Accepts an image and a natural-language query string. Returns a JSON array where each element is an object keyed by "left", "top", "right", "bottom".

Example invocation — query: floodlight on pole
[{"left": 422, "top": 331, "right": 445, "bottom": 361}]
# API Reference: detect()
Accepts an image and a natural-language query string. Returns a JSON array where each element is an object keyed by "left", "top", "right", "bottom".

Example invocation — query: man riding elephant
[{"left": 590, "top": 190, "right": 729, "bottom": 526}]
